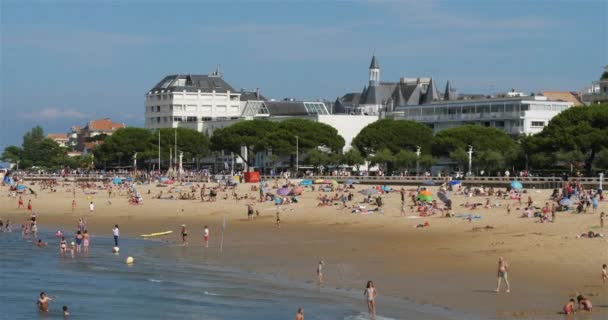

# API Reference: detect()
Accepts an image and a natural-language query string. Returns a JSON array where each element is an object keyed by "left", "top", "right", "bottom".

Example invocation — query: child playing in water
[
  {"left": 577, "top": 294, "right": 592, "bottom": 311},
  {"left": 563, "top": 298, "right": 575, "bottom": 315}
]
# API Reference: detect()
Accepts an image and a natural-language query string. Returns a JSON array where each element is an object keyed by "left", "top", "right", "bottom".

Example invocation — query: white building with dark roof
[{"left": 144, "top": 71, "right": 262, "bottom": 129}]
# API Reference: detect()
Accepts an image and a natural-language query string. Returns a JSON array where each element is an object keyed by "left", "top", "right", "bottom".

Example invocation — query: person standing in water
[
  {"left": 316, "top": 260, "right": 324, "bottom": 285},
  {"left": 37, "top": 292, "right": 56, "bottom": 312},
  {"left": 203, "top": 225, "right": 209, "bottom": 248},
  {"left": 364, "top": 280, "right": 377, "bottom": 316},
  {"left": 602, "top": 264, "right": 607, "bottom": 284},
  {"left": 495, "top": 256, "right": 510, "bottom": 293},
  {"left": 295, "top": 308, "right": 304, "bottom": 320},
  {"left": 181, "top": 224, "right": 188, "bottom": 246},
  {"left": 83, "top": 230, "right": 90, "bottom": 255},
  {"left": 112, "top": 225, "right": 119, "bottom": 247},
  {"left": 71, "top": 199, "right": 76, "bottom": 213},
  {"left": 60, "top": 237, "right": 67, "bottom": 257},
  {"left": 89, "top": 201, "right": 95, "bottom": 214}
]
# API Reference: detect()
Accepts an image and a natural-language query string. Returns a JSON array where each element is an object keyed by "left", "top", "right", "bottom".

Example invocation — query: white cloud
[{"left": 18, "top": 108, "right": 88, "bottom": 120}]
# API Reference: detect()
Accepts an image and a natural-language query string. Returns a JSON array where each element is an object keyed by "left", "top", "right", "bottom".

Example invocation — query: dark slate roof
[
  {"left": 264, "top": 101, "right": 310, "bottom": 116},
  {"left": 149, "top": 75, "right": 236, "bottom": 93},
  {"left": 369, "top": 55, "right": 379, "bottom": 69},
  {"left": 444, "top": 81, "right": 458, "bottom": 101},
  {"left": 340, "top": 92, "right": 361, "bottom": 105},
  {"left": 360, "top": 83, "right": 398, "bottom": 105},
  {"left": 240, "top": 91, "right": 267, "bottom": 101},
  {"left": 332, "top": 97, "right": 346, "bottom": 114},
  {"left": 422, "top": 78, "right": 439, "bottom": 104}
]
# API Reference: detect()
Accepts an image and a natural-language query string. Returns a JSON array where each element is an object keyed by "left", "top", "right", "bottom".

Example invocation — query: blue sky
[{"left": 1, "top": 0, "right": 606, "bottom": 150}]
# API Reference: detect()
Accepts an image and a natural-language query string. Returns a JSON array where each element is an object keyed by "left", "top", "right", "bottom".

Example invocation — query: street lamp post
[
  {"left": 295, "top": 135, "right": 299, "bottom": 176},
  {"left": 467, "top": 145, "right": 473, "bottom": 177},
  {"left": 415, "top": 146, "right": 421, "bottom": 177},
  {"left": 133, "top": 152, "right": 137, "bottom": 176}
]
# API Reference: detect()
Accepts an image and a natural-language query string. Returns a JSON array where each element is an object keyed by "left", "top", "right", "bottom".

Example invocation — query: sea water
[{"left": 0, "top": 230, "right": 475, "bottom": 320}]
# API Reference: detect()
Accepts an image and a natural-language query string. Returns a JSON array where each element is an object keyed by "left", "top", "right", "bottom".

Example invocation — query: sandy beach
[{"left": 2, "top": 180, "right": 607, "bottom": 319}]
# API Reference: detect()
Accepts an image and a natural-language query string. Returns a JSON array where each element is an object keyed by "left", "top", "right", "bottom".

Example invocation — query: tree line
[{"left": 2, "top": 104, "right": 607, "bottom": 175}]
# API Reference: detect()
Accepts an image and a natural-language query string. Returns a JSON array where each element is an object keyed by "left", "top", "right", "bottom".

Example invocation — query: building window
[
  {"left": 531, "top": 121, "right": 545, "bottom": 127},
  {"left": 157, "top": 106, "right": 161, "bottom": 112},
  {"left": 186, "top": 116, "right": 197, "bottom": 122},
  {"left": 157, "top": 117, "right": 161, "bottom": 123}
]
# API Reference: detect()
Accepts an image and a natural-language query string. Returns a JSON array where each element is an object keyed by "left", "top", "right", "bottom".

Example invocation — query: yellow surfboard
[{"left": 141, "top": 230, "right": 173, "bottom": 237}]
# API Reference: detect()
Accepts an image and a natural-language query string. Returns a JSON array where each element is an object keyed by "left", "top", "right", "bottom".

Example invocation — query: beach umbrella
[
  {"left": 331, "top": 180, "right": 339, "bottom": 186},
  {"left": 417, "top": 193, "right": 433, "bottom": 202},
  {"left": 510, "top": 181, "right": 523, "bottom": 189},
  {"left": 559, "top": 198, "right": 573, "bottom": 206},
  {"left": 164, "top": 180, "right": 175, "bottom": 185},
  {"left": 423, "top": 180, "right": 435, "bottom": 186},
  {"left": 448, "top": 180, "right": 461, "bottom": 186},
  {"left": 16, "top": 185, "right": 27, "bottom": 190},
  {"left": 112, "top": 177, "right": 122, "bottom": 185},
  {"left": 314, "top": 179, "right": 325, "bottom": 184},
  {"left": 360, "top": 188, "right": 379, "bottom": 196},
  {"left": 277, "top": 187, "right": 290, "bottom": 196},
  {"left": 291, "top": 186, "right": 304, "bottom": 195},
  {"left": 420, "top": 190, "right": 432, "bottom": 196},
  {"left": 300, "top": 179, "right": 312, "bottom": 186},
  {"left": 381, "top": 186, "right": 392, "bottom": 193},
  {"left": 437, "top": 191, "right": 450, "bottom": 203},
  {"left": 323, "top": 179, "right": 332, "bottom": 184}
]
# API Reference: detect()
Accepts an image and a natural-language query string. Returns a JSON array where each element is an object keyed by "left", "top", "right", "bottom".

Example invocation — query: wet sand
[{"left": 2, "top": 181, "right": 607, "bottom": 319}]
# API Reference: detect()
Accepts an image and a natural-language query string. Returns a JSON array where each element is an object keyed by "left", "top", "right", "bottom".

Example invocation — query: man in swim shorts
[
  {"left": 495, "top": 256, "right": 510, "bottom": 293},
  {"left": 37, "top": 292, "right": 55, "bottom": 312}
]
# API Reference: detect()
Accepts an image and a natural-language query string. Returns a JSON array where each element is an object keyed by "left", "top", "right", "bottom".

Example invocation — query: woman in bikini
[
  {"left": 364, "top": 280, "right": 377, "bottom": 316},
  {"left": 60, "top": 237, "right": 67, "bottom": 257},
  {"left": 181, "top": 224, "right": 188, "bottom": 246}
]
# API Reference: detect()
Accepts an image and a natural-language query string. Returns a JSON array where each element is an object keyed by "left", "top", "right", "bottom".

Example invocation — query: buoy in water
[
  {"left": 126, "top": 256, "right": 134, "bottom": 264},
  {"left": 112, "top": 246, "right": 120, "bottom": 253}
]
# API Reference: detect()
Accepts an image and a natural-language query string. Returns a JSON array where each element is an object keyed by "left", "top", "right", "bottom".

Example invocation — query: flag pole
[{"left": 220, "top": 215, "right": 226, "bottom": 253}]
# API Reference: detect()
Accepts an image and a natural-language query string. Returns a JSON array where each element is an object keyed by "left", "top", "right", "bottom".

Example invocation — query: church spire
[{"left": 368, "top": 54, "right": 380, "bottom": 86}]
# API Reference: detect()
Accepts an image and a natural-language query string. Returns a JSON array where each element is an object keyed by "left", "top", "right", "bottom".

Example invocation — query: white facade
[
  {"left": 391, "top": 95, "right": 573, "bottom": 135},
  {"left": 316, "top": 115, "right": 379, "bottom": 151},
  {"left": 144, "top": 90, "right": 243, "bottom": 129}
]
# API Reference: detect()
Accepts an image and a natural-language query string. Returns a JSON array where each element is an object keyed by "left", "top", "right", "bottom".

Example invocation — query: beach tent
[
  {"left": 277, "top": 187, "right": 290, "bottom": 196},
  {"left": 16, "top": 184, "right": 27, "bottom": 190},
  {"left": 360, "top": 188, "right": 379, "bottom": 196},
  {"left": 381, "top": 186, "right": 391, "bottom": 193},
  {"left": 510, "top": 181, "right": 523, "bottom": 189},
  {"left": 4, "top": 176, "right": 15, "bottom": 185},
  {"left": 300, "top": 179, "right": 313, "bottom": 186},
  {"left": 448, "top": 180, "right": 461, "bottom": 186},
  {"left": 417, "top": 190, "right": 433, "bottom": 202},
  {"left": 314, "top": 179, "right": 325, "bottom": 184},
  {"left": 112, "top": 177, "right": 123, "bottom": 185}
]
